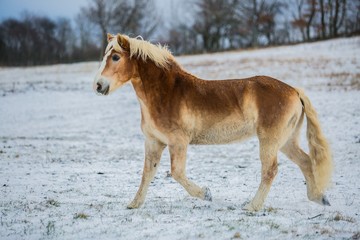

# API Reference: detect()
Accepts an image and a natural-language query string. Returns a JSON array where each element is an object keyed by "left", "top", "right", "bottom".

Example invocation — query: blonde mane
[{"left": 122, "top": 35, "right": 173, "bottom": 69}]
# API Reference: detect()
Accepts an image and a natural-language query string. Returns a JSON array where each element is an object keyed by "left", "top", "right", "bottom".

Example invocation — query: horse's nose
[{"left": 96, "top": 82, "right": 102, "bottom": 92}]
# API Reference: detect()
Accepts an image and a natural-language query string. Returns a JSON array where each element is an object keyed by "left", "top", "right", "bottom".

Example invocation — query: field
[{"left": 0, "top": 37, "right": 359, "bottom": 239}]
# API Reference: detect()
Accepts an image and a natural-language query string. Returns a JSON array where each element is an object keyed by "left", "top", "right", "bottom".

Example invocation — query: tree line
[
  {"left": 0, "top": 0, "right": 359, "bottom": 66},
  {"left": 168, "top": 0, "right": 359, "bottom": 54}
]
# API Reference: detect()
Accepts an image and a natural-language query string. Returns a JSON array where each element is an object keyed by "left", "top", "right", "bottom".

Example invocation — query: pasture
[{"left": 0, "top": 37, "right": 359, "bottom": 239}]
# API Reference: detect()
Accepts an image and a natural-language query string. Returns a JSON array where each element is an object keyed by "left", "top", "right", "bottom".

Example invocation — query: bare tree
[
  {"left": 56, "top": 18, "right": 76, "bottom": 62},
  {"left": 319, "top": 0, "right": 326, "bottom": 38},
  {"left": 291, "top": 0, "right": 318, "bottom": 41},
  {"left": 291, "top": 0, "right": 307, "bottom": 41},
  {"left": 344, "top": 0, "right": 360, "bottom": 35},
  {"left": 258, "top": 1, "right": 285, "bottom": 45},
  {"left": 305, "top": 0, "right": 317, "bottom": 40},
  {"left": 73, "top": 12, "right": 100, "bottom": 61},
  {"left": 80, "top": 0, "right": 117, "bottom": 56},
  {"left": 115, "top": 0, "right": 158, "bottom": 38},
  {"left": 238, "top": 0, "right": 285, "bottom": 46},
  {"left": 192, "top": 0, "right": 240, "bottom": 52},
  {"left": 80, "top": 0, "right": 158, "bottom": 58},
  {"left": 328, "top": 0, "right": 347, "bottom": 37}
]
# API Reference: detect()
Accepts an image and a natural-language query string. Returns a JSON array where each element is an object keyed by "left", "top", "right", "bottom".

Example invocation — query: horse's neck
[{"left": 132, "top": 61, "right": 176, "bottom": 105}]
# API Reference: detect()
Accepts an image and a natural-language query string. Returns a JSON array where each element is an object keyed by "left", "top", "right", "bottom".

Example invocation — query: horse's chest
[
  {"left": 141, "top": 121, "right": 169, "bottom": 144},
  {"left": 139, "top": 103, "right": 169, "bottom": 144}
]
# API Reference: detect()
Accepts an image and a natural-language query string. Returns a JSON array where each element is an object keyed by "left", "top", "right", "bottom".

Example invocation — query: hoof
[
  {"left": 202, "top": 187, "right": 212, "bottom": 201},
  {"left": 321, "top": 195, "right": 331, "bottom": 206},
  {"left": 127, "top": 201, "right": 142, "bottom": 209},
  {"left": 242, "top": 201, "right": 261, "bottom": 212},
  {"left": 309, "top": 194, "right": 331, "bottom": 206}
]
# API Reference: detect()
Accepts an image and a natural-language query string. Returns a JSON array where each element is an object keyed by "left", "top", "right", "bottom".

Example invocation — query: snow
[{"left": 0, "top": 37, "right": 359, "bottom": 239}]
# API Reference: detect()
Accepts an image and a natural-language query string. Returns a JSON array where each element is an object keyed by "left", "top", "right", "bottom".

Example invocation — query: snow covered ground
[{"left": 0, "top": 37, "right": 359, "bottom": 239}]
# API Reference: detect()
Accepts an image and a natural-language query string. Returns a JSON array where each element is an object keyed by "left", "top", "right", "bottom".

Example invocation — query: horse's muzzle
[
  {"left": 97, "top": 85, "right": 110, "bottom": 95},
  {"left": 94, "top": 79, "right": 110, "bottom": 96},
  {"left": 96, "top": 83, "right": 102, "bottom": 92}
]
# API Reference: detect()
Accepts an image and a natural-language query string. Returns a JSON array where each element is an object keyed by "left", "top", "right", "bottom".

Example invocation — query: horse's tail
[{"left": 296, "top": 88, "right": 333, "bottom": 193}]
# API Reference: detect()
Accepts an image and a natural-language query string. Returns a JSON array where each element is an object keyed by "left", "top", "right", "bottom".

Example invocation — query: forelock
[{"left": 105, "top": 38, "right": 123, "bottom": 54}]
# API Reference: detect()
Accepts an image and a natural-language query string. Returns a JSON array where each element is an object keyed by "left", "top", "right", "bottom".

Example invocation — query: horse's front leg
[
  {"left": 169, "top": 143, "right": 212, "bottom": 201},
  {"left": 127, "top": 138, "right": 166, "bottom": 209}
]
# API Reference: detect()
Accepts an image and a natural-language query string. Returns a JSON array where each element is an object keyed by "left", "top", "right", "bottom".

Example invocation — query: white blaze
[
  {"left": 94, "top": 39, "right": 123, "bottom": 81},
  {"left": 93, "top": 38, "right": 123, "bottom": 93}
]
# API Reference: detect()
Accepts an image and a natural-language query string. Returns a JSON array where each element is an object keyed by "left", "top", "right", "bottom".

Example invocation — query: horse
[{"left": 93, "top": 33, "right": 333, "bottom": 211}]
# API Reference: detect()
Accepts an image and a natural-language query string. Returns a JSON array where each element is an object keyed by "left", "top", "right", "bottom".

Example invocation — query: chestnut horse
[{"left": 93, "top": 33, "right": 332, "bottom": 211}]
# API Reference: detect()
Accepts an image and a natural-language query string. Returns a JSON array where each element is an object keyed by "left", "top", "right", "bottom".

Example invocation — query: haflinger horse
[{"left": 93, "top": 33, "right": 333, "bottom": 211}]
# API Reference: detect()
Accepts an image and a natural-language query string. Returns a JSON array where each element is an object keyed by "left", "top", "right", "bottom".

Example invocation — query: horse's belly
[{"left": 190, "top": 122, "right": 255, "bottom": 145}]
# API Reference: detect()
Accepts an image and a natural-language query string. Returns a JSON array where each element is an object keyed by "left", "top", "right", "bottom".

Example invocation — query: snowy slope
[{"left": 0, "top": 37, "right": 359, "bottom": 239}]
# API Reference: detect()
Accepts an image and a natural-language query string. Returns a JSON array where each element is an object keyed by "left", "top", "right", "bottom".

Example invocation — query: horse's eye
[{"left": 112, "top": 54, "right": 120, "bottom": 61}]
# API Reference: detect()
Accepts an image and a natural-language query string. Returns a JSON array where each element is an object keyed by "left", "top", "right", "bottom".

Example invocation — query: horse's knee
[
  {"left": 171, "top": 171, "right": 181, "bottom": 181},
  {"left": 262, "top": 162, "right": 278, "bottom": 183},
  {"left": 171, "top": 167, "right": 185, "bottom": 182},
  {"left": 271, "top": 164, "right": 278, "bottom": 177}
]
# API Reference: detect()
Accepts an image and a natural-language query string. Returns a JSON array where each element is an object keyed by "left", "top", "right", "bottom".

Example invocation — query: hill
[{"left": 0, "top": 37, "right": 359, "bottom": 239}]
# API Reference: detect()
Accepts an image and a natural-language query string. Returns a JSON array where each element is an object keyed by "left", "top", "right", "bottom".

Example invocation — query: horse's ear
[
  {"left": 107, "top": 33, "right": 114, "bottom": 43},
  {"left": 117, "top": 34, "right": 130, "bottom": 51}
]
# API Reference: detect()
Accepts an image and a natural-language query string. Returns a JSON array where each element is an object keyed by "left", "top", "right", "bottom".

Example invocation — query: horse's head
[{"left": 93, "top": 34, "right": 135, "bottom": 95}]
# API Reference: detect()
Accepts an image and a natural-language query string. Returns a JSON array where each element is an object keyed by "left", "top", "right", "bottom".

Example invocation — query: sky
[
  {"left": 0, "top": 0, "right": 179, "bottom": 22},
  {"left": 0, "top": 0, "right": 90, "bottom": 20},
  {"left": 0, "top": 0, "right": 193, "bottom": 40}
]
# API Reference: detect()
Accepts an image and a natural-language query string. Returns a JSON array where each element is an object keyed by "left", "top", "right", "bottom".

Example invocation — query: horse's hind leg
[
  {"left": 169, "top": 143, "right": 212, "bottom": 201},
  {"left": 127, "top": 138, "right": 166, "bottom": 209},
  {"left": 281, "top": 142, "right": 329, "bottom": 205},
  {"left": 244, "top": 141, "right": 278, "bottom": 211}
]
